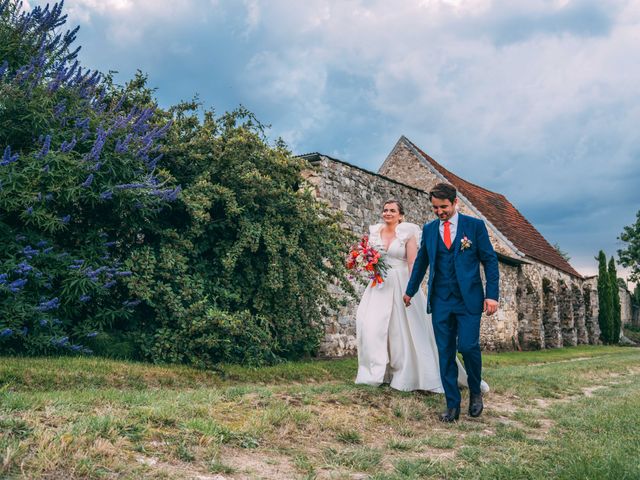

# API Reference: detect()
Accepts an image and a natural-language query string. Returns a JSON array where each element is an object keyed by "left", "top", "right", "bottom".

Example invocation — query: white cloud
[
  {"left": 53, "top": 0, "right": 202, "bottom": 44},
  {"left": 243, "top": 0, "right": 261, "bottom": 35}
]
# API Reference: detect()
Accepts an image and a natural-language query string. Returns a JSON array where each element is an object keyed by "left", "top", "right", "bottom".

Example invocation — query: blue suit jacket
[{"left": 405, "top": 213, "right": 499, "bottom": 315}]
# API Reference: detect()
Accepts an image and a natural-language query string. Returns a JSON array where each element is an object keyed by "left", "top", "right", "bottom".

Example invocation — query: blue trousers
[{"left": 431, "top": 295, "right": 482, "bottom": 409}]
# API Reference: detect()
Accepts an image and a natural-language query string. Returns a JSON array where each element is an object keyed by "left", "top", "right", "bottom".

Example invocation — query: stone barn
[{"left": 300, "top": 136, "right": 605, "bottom": 357}]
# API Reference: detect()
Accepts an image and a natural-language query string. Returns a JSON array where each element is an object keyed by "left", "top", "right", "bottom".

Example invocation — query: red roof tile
[{"left": 405, "top": 138, "right": 582, "bottom": 278}]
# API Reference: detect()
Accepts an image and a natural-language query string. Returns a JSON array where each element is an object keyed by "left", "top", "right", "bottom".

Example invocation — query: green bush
[{"left": 126, "top": 105, "right": 353, "bottom": 365}]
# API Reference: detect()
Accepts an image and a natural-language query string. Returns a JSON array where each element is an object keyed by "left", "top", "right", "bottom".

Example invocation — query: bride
[{"left": 355, "top": 199, "right": 489, "bottom": 393}]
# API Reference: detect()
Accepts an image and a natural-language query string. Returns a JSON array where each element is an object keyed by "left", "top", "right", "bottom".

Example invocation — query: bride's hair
[{"left": 383, "top": 199, "right": 405, "bottom": 222}]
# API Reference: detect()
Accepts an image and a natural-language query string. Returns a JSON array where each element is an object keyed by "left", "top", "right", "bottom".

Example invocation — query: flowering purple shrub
[
  {"left": 1, "top": 1, "right": 352, "bottom": 366},
  {"left": 0, "top": 0, "right": 181, "bottom": 356}
]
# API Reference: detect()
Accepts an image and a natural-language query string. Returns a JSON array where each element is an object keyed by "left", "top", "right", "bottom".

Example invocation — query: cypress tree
[
  {"left": 597, "top": 251, "right": 613, "bottom": 343},
  {"left": 609, "top": 257, "right": 622, "bottom": 343}
]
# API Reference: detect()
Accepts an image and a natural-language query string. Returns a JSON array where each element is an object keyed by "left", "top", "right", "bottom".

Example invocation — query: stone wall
[
  {"left": 302, "top": 155, "right": 437, "bottom": 232},
  {"left": 583, "top": 277, "right": 601, "bottom": 342}
]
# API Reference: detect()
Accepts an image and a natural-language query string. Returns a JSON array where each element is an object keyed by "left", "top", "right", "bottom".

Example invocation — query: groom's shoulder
[
  {"left": 424, "top": 219, "right": 438, "bottom": 230},
  {"left": 460, "top": 213, "right": 484, "bottom": 227}
]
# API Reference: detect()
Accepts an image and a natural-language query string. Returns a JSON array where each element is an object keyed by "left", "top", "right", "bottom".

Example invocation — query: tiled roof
[{"left": 404, "top": 138, "right": 582, "bottom": 278}]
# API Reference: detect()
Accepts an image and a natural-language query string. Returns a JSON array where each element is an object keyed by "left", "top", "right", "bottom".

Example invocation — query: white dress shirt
[{"left": 439, "top": 211, "right": 459, "bottom": 244}]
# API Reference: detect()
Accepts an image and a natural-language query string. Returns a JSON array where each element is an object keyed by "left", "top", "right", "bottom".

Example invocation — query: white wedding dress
[{"left": 355, "top": 222, "right": 489, "bottom": 393}]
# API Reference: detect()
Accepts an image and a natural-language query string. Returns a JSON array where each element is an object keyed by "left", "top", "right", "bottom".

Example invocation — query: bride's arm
[{"left": 406, "top": 236, "right": 418, "bottom": 275}]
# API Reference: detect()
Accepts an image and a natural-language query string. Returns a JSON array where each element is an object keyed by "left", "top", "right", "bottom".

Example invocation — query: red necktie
[{"left": 443, "top": 221, "right": 452, "bottom": 249}]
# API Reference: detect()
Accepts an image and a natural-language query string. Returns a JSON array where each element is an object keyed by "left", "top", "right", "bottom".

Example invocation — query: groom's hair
[{"left": 429, "top": 183, "right": 457, "bottom": 203}]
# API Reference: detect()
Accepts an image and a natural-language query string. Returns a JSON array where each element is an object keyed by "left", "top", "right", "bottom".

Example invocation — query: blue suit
[{"left": 405, "top": 213, "right": 499, "bottom": 408}]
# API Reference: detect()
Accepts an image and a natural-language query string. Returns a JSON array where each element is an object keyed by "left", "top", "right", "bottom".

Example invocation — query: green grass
[
  {"left": 2, "top": 345, "right": 627, "bottom": 391},
  {"left": 323, "top": 446, "right": 383, "bottom": 471},
  {"left": 1, "top": 345, "right": 639, "bottom": 478},
  {"left": 336, "top": 430, "right": 363, "bottom": 444}
]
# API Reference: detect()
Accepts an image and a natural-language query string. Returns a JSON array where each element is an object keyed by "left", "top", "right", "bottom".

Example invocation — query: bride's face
[{"left": 382, "top": 202, "right": 402, "bottom": 225}]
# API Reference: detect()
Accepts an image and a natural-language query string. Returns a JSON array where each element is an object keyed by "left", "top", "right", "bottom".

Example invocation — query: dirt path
[{"left": 142, "top": 368, "right": 639, "bottom": 479}]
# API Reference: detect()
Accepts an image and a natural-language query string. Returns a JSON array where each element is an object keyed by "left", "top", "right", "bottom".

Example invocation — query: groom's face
[{"left": 431, "top": 197, "right": 457, "bottom": 222}]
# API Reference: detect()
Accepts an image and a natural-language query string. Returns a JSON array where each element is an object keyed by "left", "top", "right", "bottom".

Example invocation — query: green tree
[
  {"left": 618, "top": 210, "right": 640, "bottom": 283},
  {"left": 609, "top": 257, "right": 621, "bottom": 344},
  {"left": 597, "top": 251, "right": 614, "bottom": 343}
]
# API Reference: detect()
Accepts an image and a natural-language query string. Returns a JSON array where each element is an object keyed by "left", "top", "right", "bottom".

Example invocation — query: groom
[{"left": 403, "top": 183, "right": 499, "bottom": 422}]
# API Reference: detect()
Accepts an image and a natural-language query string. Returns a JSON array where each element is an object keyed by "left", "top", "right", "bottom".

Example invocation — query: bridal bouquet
[{"left": 346, "top": 235, "right": 389, "bottom": 287}]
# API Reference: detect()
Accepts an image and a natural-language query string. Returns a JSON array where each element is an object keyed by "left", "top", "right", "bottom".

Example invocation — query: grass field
[{"left": 1, "top": 345, "right": 639, "bottom": 479}]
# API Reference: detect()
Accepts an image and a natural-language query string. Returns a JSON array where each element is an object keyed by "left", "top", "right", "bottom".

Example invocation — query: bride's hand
[{"left": 403, "top": 294, "right": 412, "bottom": 307}]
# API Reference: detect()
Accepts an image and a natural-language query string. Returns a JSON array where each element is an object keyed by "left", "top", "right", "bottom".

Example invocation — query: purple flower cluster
[
  {"left": 86, "top": 266, "right": 107, "bottom": 281},
  {"left": 8, "top": 278, "right": 28, "bottom": 293},
  {"left": 75, "top": 117, "right": 90, "bottom": 130},
  {"left": 115, "top": 183, "right": 148, "bottom": 190},
  {"left": 51, "top": 336, "right": 69, "bottom": 347},
  {"left": 48, "top": 59, "right": 79, "bottom": 93},
  {"left": 80, "top": 173, "right": 94, "bottom": 188},
  {"left": 151, "top": 186, "right": 182, "bottom": 202},
  {"left": 1, "top": 146, "right": 19, "bottom": 166},
  {"left": 37, "top": 135, "right": 51, "bottom": 159},
  {"left": 60, "top": 136, "right": 77, "bottom": 153},
  {"left": 86, "top": 128, "right": 107, "bottom": 162},
  {"left": 114, "top": 133, "right": 133, "bottom": 153},
  {"left": 23, "top": 245, "right": 39, "bottom": 258},
  {"left": 14, "top": 262, "right": 33, "bottom": 275},
  {"left": 53, "top": 101, "right": 67, "bottom": 119},
  {"left": 37, "top": 297, "right": 60, "bottom": 311}
]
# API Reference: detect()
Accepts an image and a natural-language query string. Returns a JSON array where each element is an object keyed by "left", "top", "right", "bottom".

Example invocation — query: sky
[{"left": 27, "top": 0, "right": 640, "bottom": 281}]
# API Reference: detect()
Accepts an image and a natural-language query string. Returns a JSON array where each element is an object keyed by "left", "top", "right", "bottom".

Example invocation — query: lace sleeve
[
  {"left": 368, "top": 224, "right": 384, "bottom": 247},
  {"left": 395, "top": 222, "right": 422, "bottom": 247}
]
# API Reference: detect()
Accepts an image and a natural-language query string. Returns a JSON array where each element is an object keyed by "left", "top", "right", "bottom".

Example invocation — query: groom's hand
[
  {"left": 403, "top": 294, "right": 412, "bottom": 307},
  {"left": 484, "top": 299, "right": 498, "bottom": 316}
]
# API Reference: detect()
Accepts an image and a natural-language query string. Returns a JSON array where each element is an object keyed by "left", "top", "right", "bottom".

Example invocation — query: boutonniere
[{"left": 460, "top": 236, "right": 472, "bottom": 251}]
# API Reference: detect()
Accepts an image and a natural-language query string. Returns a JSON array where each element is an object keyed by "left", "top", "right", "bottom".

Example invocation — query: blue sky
[{"left": 29, "top": 0, "right": 640, "bottom": 280}]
